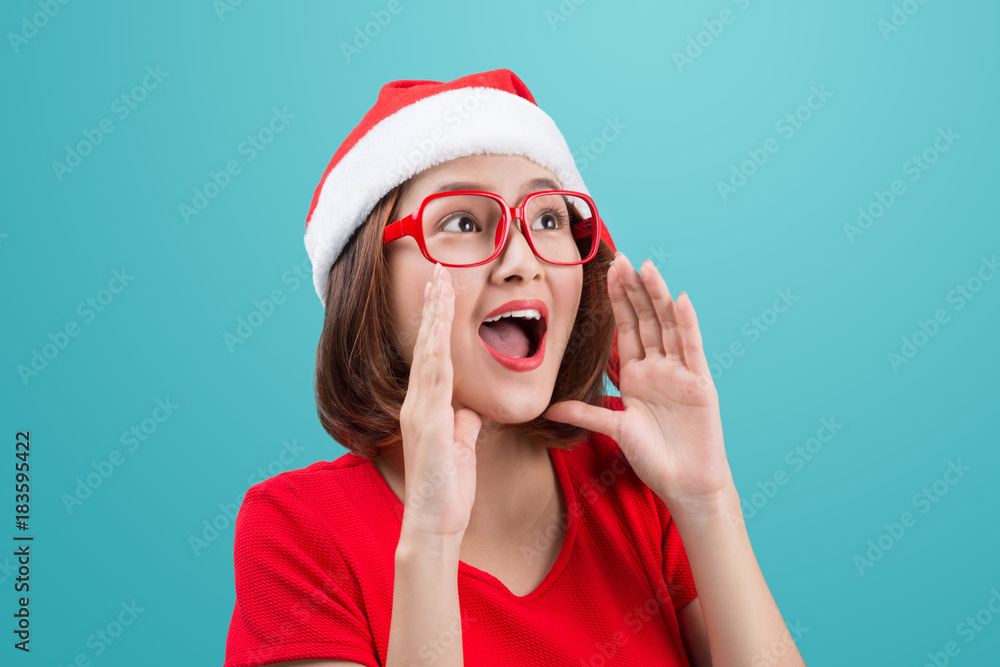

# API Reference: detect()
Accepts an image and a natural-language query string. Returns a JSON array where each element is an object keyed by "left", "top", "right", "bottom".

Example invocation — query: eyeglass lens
[{"left": 420, "top": 193, "right": 596, "bottom": 265}]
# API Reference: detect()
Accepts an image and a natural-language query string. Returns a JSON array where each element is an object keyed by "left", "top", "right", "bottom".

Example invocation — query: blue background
[{"left": 2, "top": 0, "right": 998, "bottom": 664}]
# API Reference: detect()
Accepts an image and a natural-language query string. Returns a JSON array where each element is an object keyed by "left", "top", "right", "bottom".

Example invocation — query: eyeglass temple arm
[
  {"left": 383, "top": 220, "right": 404, "bottom": 243},
  {"left": 571, "top": 217, "right": 594, "bottom": 241}
]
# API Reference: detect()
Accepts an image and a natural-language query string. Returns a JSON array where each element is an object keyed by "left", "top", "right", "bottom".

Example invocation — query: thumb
[
  {"left": 453, "top": 406, "right": 483, "bottom": 449},
  {"left": 545, "top": 401, "right": 620, "bottom": 441}
]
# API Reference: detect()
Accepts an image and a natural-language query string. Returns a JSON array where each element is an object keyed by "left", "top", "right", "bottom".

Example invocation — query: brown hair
[{"left": 314, "top": 182, "right": 617, "bottom": 461}]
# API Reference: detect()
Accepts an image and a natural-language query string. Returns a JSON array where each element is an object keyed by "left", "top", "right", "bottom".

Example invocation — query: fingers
[
  {"left": 612, "top": 253, "right": 665, "bottom": 365},
  {"left": 675, "top": 292, "right": 711, "bottom": 377},
  {"left": 425, "top": 266, "right": 454, "bottom": 400},
  {"left": 545, "top": 400, "right": 620, "bottom": 444},
  {"left": 408, "top": 263, "right": 441, "bottom": 382},
  {"left": 608, "top": 251, "right": 709, "bottom": 377},
  {"left": 607, "top": 262, "right": 644, "bottom": 367},
  {"left": 638, "top": 258, "right": 684, "bottom": 363},
  {"left": 409, "top": 263, "right": 455, "bottom": 407},
  {"left": 452, "top": 404, "right": 483, "bottom": 450},
  {"left": 614, "top": 254, "right": 664, "bottom": 354}
]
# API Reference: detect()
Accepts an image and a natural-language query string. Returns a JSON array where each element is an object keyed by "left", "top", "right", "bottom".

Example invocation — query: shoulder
[
  {"left": 236, "top": 450, "right": 385, "bottom": 549},
  {"left": 245, "top": 450, "right": 372, "bottom": 507},
  {"left": 226, "top": 455, "right": 384, "bottom": 666}
]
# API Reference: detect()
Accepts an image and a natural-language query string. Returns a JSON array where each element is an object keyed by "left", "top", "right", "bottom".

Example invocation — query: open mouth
[{"left": 478, "top": 312, "right": 547, "bottom": 360}]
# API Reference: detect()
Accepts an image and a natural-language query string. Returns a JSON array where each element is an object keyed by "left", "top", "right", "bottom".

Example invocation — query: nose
[
  {"left": 502, "top": 214, "right": 531, "bottom": 252},
  {"left": 493, "top": 215, "right": 543, "bottom": 277}
]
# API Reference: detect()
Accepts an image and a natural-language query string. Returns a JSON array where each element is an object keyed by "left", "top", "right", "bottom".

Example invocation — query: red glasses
[{"left": 382, "top": 190, "right": 602, "bottom": 267}]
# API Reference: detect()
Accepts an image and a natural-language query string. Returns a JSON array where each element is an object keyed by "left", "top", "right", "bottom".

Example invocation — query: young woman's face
[{"left": 387, "top": 154, "right": 585, "bottom": 427}]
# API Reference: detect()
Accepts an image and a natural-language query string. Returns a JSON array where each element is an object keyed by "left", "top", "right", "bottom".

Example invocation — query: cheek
[
  {"left": 387, "top": 251, "right": 433, "bottom": 362},
  {"left": 388, "top": 286, "right": 422, "bottom": 364},
  {"left": 392, "top": 312, "right": 415, "bottom": 364},
  {"left": 559, "top": 272, "right": 585, "bottom": 332}
]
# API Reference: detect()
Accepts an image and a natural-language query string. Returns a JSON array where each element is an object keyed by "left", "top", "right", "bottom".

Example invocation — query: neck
[{"left": 468, "top": 422, "right": 553, "bottom": 539}]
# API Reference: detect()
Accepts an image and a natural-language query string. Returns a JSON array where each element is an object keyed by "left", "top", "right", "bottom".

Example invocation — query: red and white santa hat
[
  {"left": 303, "top": 68, "right": 619, "bottom": 304},
  {"left": 303, "top": 68, "right": 622, "bottom": 387}
]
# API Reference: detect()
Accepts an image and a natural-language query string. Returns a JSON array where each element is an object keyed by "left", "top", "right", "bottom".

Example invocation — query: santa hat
[{"left": 303, "top": 68, "right": 622, "bottom": 389}]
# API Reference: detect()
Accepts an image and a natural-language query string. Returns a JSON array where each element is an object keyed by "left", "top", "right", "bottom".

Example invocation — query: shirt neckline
[{"left": 364, "top": 445, "right": 578, "bottom": 603}]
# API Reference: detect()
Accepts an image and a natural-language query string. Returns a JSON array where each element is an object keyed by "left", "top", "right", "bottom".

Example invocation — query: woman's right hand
[{"left": 398, "top": 263, "right": 482, "bottom": 542}]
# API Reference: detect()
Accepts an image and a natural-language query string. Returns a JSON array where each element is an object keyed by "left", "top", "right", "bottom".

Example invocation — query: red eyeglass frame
[{"left": 382, "top": 189, "right": 603, "bottom": 268}]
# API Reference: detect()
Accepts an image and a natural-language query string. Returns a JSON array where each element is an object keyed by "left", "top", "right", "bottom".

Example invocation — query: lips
[{"left": 477, "top": 299, "right": 548, "bottom": 372}]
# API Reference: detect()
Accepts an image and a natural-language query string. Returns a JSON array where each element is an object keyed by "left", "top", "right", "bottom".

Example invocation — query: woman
[{"left": 223, "top": 69, "right": 806, "bottom": 667}]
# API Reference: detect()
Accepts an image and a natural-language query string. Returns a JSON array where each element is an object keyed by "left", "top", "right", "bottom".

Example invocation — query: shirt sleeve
[
  {"left": 652, "top": 492, "right": 698, "bottom": 613},
  {"left": 224, "top": 477, "right": 380, "bottom": 667}
]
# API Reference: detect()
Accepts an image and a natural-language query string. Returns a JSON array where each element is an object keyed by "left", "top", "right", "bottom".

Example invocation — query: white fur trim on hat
[{"left": 304, "top": 86, "right": 587, "bottom": 306}]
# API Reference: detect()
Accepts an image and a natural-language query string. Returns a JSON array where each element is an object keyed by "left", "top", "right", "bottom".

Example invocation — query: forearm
[
  {"left": 387, "top": 523, "right": 466, "bottom": 667},
  {"left": 665, "top": 483, "right": 807, "bottom": 667}
]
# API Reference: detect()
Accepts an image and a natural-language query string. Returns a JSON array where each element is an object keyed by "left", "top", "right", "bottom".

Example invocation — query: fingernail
[
  {"left": 434, "top": 262, "right": 442, "bottom": 282},
  {"left": 679, "top": 290, "right": 687, "bottom": 300},
  {"left": 614, "top": 251, "right": 622, "bottom": 259}
]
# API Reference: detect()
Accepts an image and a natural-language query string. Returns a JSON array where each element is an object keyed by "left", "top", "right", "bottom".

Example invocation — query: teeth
[{"left": 482, "top": 308, "right": 542, "bottom": 324}]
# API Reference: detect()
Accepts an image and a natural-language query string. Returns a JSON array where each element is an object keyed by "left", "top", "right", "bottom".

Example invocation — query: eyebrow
[{"left": 432, "top": 177, "right": 563, "bottom": 198}]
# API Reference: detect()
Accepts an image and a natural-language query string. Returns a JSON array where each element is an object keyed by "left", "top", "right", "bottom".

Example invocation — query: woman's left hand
[{"left": 544, "top": 252, "right": 734, "bottom": 515}]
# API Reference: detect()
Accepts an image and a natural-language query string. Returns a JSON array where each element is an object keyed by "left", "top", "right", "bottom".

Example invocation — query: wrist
[
  {"left": 659, "top": 481, "right": 742, "bottom": 526},
  {"left": 397, "top": 520, "right": 465, "bottom": 560}
]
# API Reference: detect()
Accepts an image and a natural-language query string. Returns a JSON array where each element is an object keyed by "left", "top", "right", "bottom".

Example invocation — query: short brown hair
[{"left": 314, "top": 182, "right": 617, "bottom": 461}]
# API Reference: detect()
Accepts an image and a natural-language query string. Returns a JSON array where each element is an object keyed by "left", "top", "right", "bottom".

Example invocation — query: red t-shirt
[{"left": 224, "top": 395, "right": 698, "bottom": 666}]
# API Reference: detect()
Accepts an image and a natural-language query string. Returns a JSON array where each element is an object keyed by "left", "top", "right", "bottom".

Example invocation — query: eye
[
  {"left": 440, "top": 211, "right": 483, "bottom": 233},
  {"left": 532, "top": 207, "right": 570, "bottom": 231}
]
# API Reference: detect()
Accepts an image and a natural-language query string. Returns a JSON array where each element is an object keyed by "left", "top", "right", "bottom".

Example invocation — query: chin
[{"left": 464, "top": 389, "right": 551, "bottom": 428}]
